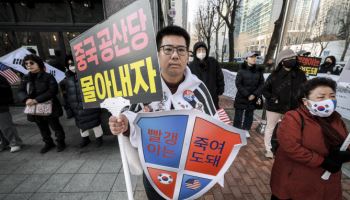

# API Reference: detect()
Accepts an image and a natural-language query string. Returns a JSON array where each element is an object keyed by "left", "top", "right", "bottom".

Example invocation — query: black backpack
[{"left": 271, "top": 111, "right": 304, "bottom": 155}]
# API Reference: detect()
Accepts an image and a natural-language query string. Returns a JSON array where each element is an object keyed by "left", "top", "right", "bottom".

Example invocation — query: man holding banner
[
  {"left": 109, "top": 25, "right": 221, "bottom": 199},
  {"left": 70, "top": 1, "right": 244, "bottom": 198}
]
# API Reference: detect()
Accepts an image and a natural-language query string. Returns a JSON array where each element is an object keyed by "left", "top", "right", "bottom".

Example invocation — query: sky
[
  {"left": 187, "top": 0, "right": 204, "bottom": 25},
  {"left": 187, "top": 0, "right": 206, "bottom": 36}
]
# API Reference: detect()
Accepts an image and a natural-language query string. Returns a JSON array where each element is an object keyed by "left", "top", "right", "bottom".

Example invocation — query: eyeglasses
[
  {"left": 160, "top": 45, "right": 188, "bottom": 56},
  {"left": 25, "top": 61, "right": 35, "bottom": 66}
]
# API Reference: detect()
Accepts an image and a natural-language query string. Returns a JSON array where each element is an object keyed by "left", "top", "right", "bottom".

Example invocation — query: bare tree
[
  {"left": 213, "top": 0, "right": 242, "bottom": 62},
  {"left": 194, "top": 17, "right": 205, "bottom": 42},
  {"left": 213, "top": 16, "right": 225, "bottom": 60},
  {"left": 338, "top": 5, "right": 350, "bottom": 61},
  {"left": 312, "top": 20, "right": 336, "bottom": 57},
  {"left": 209, "top": 0, "right": 225, "bottom": 60},
  {"left": 317, "top": 39, "right": 330, "bottom": 57},
  {"left": 264, "top": 0, "right": 288, "bottom": 64},
  {"left": 196, "top": 4, "right": 216, "bottom": 53}
]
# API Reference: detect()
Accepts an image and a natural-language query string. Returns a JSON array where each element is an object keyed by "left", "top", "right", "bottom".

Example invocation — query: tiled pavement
[
  {"left": 1, "top": 98, "right": 350, "bottom": 200},
  {"left": 0, "top": 107, "right": 144, "bottom": 200}
]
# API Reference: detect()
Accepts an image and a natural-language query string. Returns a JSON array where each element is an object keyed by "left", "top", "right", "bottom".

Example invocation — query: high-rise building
[
  {"left": 236, "top": 0, "right": 349, "bottom": 60},
  {"left": 285, "top": 0, "right": 348, "bottom": 45},
  {"left": 289, "top": 0, "right": 312, "bottom": 32},
  {"left": 284, "top": 0, "right": 313, "bottom": 46},
  {"left": 284, "top": 0, "right": 350, "bottom": 60},
  {"left": 171, "top": 0, "right": 188, "bottom": 28},
  {"left": 236, "top": 0, "right": 281, "bottom": 57},
  {"left": 240, "top": 0, "right": 273, "bottom": 38},
  {"left": 310, "top": 0, "right": 348, "bottom": 38}
]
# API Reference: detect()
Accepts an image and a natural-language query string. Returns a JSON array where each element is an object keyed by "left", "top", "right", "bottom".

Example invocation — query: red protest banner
[{"left": 298, "top": 56, "right": 322, "bottom": 76}]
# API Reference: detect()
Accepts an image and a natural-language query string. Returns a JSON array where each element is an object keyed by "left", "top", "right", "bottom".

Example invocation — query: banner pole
[
  {"left": 118, "top": 134, "right": 134, "bottom": 200},
  {"left": 100, "top": 98, "right": 133, "bottom": 200}
]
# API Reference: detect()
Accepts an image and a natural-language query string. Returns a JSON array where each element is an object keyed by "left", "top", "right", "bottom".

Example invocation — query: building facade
[
  {"left": 236, "top": 0, "right": 281, "bottom": 57},
  {"left": 0, "top": 0, "right": 168, "bottom": 59},
  {"left": 284, "top": 0, "right": 350, "bottom": 61},
  {"left": 168, "top": 0, "right": 187, "bottom": 28}
]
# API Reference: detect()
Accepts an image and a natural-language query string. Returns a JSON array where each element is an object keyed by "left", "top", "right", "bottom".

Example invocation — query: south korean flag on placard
[
  {"left": 134, "top": 110, "right": 246, "bottom": 199},
  {"left": 158, "top": 173, "right": 173, "bottom": 184}
]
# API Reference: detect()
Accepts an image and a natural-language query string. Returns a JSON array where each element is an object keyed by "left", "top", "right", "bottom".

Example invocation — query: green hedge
[
  {"left": 219, "top": 62, "right": 241, "bottom": 72},
  {"left": 219, "top": 62, "right": 268, "bottom": 72}
]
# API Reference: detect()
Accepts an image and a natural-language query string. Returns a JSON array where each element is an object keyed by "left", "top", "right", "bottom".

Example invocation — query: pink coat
[{"left": 270, "top": 106, "right": 348, "bottom": 200}]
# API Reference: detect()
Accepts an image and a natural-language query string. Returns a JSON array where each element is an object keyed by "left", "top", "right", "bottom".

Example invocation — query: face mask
[
  {"left": 283, "top": 59, "right": 298, "bottom": 69},
  {"left": 196, "top": 52, "right": 206, "bottom": 60},
  {"left": 306, "top": 99, "right": 337, "bottom": 117},
  {"left": 325, "top": 61, "right": 332, "bottom": 65},
  {"left": 69, "top": 65, "right": 76, "bottom": 73}
]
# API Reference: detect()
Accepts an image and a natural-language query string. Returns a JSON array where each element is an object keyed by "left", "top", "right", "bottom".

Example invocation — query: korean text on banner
[
  {"left": 70, "top": 0, "right": 162, "bottom": 108},
  {"left": 297, "top": 56, "right": 322, "bottom": 76},
  {"left": 135, "top": 110, "right": 247, "bottom": 200}
]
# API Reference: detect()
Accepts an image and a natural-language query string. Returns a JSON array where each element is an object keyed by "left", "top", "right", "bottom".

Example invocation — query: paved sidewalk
[
  {"left": 0, "top": 107, "right": 145, "bottom": 200},
  {"left": 1, "top": 104, "right": 350, "bottom": 200}
]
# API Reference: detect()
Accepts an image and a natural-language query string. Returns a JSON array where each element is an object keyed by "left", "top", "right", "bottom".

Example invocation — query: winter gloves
[{"left": 321, "top": 150, "right": 350, "bottom": 173}]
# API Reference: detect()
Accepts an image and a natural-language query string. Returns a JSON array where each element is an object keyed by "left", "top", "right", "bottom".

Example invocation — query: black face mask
[
  {"left": 325, "top": 61, "right": 332, "bottom": 66},
  {"left": 283, "top": 59, "right": 298, "bottom": 69}
]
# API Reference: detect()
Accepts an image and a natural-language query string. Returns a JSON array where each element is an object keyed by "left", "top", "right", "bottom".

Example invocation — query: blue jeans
[{"left": 233, "top": 109, "right": 254, "bottom": 130}]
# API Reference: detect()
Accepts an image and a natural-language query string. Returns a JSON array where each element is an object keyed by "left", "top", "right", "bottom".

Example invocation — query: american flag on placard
[
  {"left": 217, "top": 108, "right": 232, "bottom": 125},
  {"left": 185, "top": 178, "right": 201, "bottom": 190},
  {"left": 0, "top": 63, "right": 20, "bottom": 84}
]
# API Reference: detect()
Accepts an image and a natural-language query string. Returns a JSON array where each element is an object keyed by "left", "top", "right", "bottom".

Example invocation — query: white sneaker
[
  {"left": 265, "top": 151, "right": 274, "bottom": 158},
  {"left": 10, "top": 146, "right": 21, "bottom": 153},
  {"left": 245, "top": 130, "right": 250, "bottom": 138}
]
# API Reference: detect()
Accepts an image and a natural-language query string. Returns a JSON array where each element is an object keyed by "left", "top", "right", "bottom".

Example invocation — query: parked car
[
  {"left": 234, "top": 57, "right": 244, "bottom": 63},
  {"left": 256, "top": 56, "right": 264, "bottom": 64}
]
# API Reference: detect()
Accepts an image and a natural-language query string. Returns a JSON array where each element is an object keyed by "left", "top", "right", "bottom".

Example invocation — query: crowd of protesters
[
  {"left": 1, "top": 53, "right": 106, "bottom": 154},
  {"left": 0, "top": 25, "right": 349, "bottom": 200}
]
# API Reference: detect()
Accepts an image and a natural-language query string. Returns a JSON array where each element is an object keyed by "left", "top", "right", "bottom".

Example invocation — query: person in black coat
[
  {"left": 61, "top": 55, "right": 103, "bottom": 148},
  {"left": 319, "top": 56, "right": 336, "bottom": 74},
  {"left": 18, "top": 54, "right": 66, "bottom": 153},
  {"left": 0, "top": 74, "right": 23, "bottom": 152},
  {"left": 46, "top": 49, "right": 65, "bottom": 72},
  {"left": 189, "top": 42, "right": 225, "bottom": 109},
  {"left": 233, "top": 51, "right": 264, "bottom": 137},
  {"left": 262, "top": 49, "right": 307, "bottom": 158}
]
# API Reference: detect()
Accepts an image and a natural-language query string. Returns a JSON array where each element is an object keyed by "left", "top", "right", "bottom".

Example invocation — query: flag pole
[
  {"left": 118, "top": 135, "right": 134, "bottom": 200},
  {"left": 100, "top": 98, "right": 134, "bottom": 200}
]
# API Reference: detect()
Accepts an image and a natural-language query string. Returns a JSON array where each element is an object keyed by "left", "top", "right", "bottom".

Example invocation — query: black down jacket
[
  {"left": 234, "top": 62, "right": 265, "bottom": 110},
  {"left": 263, "top": 67, "right": 306, "bottom": 114},
  {"left": 189, "top": 42, "right": 225, "bottom": 109},
  {"left": 18, "top": 71, "right": 63, "bottom": 122},
  {"left": 60, "top": 71, "right": 101, "bottom": 132}
]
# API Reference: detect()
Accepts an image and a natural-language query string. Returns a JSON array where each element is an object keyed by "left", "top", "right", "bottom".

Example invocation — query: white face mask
[
  {"left": 196, "top": 52, "right": 206, "bottom": 60},
  {"left": 69, "top": 65, "right": 76, "bottom": 73},
  {"left": 306, "top": 99, "right": 337, "bottom": 117}
]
